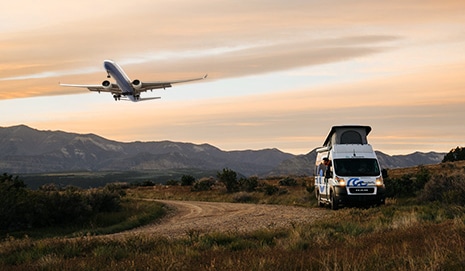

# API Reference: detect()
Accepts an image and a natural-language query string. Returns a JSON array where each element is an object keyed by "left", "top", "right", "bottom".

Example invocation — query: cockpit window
[{"left": 333, "top": 158, "right": 380, "bottom": 176}]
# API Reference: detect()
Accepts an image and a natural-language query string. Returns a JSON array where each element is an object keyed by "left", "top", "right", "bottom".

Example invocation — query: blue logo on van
[{"left": 347, "top": 178, "right": 368, "bottom": 187}]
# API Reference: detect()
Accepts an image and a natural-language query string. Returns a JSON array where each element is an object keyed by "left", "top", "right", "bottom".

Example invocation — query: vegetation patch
[
  {"left": 0, "top": 174, "right": 165, "bottom": 239},
  {"left": 2, "top": 160, "right": 465, "bottom": 270},
  {"left": 2, "top": 202, "right": 464, "bottom": 271}
]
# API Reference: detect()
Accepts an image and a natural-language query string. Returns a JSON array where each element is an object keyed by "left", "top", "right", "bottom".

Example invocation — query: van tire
[
  {"left": 317, "top": 192, "right": 325, "bottom": 207},
  {"left": 330, "top": 192, "right": 339, "bottom": 210}
]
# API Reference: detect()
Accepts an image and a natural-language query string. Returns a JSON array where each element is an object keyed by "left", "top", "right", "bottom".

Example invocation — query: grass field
[{"left": 1, "top": 163, "right": 465, "bottom": 270}]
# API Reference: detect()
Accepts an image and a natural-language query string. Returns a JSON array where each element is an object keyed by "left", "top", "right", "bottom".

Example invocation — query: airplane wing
[
  {"left": 138, "top": 74, "right": 208, "bottom": 92},
  {"left": 59, "top": 83, "right": 121, "bottom": 93}
]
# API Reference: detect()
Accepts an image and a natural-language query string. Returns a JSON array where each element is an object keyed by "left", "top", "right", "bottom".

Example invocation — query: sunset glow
[{"left": 1, "top": 0, "right": 464, "bottom": 155}]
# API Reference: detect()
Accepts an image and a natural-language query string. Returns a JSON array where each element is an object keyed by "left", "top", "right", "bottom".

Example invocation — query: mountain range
[{"left": 0, "top": 125, "right": 445, "bottom": 176}]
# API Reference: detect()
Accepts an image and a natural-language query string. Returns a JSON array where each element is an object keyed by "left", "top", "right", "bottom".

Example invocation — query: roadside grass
[
  {"left": 80, "top": 198, "right": 166, "bottom": 236},
  {"left": 3, "top": 199, "right": 166, "bottom": 239}
]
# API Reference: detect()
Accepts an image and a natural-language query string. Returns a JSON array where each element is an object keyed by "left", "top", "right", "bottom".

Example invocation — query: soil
[{"left": 124, "top": 200, "right": 329, "bottom": 238}]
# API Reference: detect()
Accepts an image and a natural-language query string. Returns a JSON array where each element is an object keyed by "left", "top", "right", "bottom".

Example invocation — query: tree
[
  {"left": 181, "top": 175, "right": 196, "bottom": 186},
  {"left": 217, "top": 168, "right": 239, "bottom": 193},
  {"left": 443, "top": 147, "right": 465, "bottom": 162},
  {"left": 0, "top": 173, "right": 29, "bottom": 230}
]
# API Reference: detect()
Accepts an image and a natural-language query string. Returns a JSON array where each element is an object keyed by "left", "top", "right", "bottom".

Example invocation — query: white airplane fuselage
[
  {"left": 60, "top": 60, "right": 206, "bottom": 102},
  {"left": 103, "top": 60, "right": 139, "bottom": 102}
]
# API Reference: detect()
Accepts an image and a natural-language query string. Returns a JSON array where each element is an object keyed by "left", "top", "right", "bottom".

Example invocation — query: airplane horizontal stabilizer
[
  {"left": 139, "top": 97, "right": 161, "bottom": 101},
  {"left": 120, "top": 97, "right": 161, "bottom": 102}
]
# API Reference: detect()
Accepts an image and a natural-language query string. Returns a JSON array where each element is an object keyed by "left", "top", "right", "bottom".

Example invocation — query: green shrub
[
  {"left": 418, "top": 173, "right": 465, "bottom": 205},
  {"left": 279, "top": 177, "right": 297, "bottom": 186},
  {"left": 0, "top": 174, "right": 29, "bottom": 230},
  {"left": 87, "top": 188, "right": 122, "bottom": 212},
  {"left": 239, "top": 176, "right": 259, "bottom": 192},
  {"left": 191, "top": 178, "right": 216, "bottom": 192},
  {"left": 413, "top": 166, "right": 431, "bottom": 192},
  {"left": 181, "top": 175, "right": 196, "bottom": 186},
  {"left": 263, "top": 184, "right": 279, "bottom": 196},
  {"left": 306, "top": 184, "right": 315, "bottom": 194},
  {"left": 140, "top": 180, "right": 156, "bottom": 187},
  {"left": 385, "top": 167, "right": 431, "bottom": 198},
  {"left": 217, "top": 168, "right": 239, "bottom": 193},
  {"left": 232, "top": 192, "right": 256, "bottom": 203},
  {"left": 0, "top": 174, "right": 124, "bottom": 231},
  {"left": 166, "top": 179, "right": 180, "bottom": 186}
]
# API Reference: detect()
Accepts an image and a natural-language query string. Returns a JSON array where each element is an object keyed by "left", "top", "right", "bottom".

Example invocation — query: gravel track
[{"left": 125, "top": 200, "right": 329, "bottom": 238}]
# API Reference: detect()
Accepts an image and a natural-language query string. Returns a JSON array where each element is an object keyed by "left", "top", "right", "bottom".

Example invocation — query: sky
[{"left": 1, "top": 0, "right": 464, "bottom": 155}]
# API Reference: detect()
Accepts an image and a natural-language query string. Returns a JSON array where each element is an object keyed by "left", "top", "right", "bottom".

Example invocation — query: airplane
[{"left": 60, "top": 60, "right": 207, "bottom": 102}]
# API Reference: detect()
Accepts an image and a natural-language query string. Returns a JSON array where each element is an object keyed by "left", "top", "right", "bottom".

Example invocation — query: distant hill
[
  {"left": 375, "top": 151, "right": 445, "bottom": 169},
  {"left": 0, "top": 125, "right": 293, "bottom": 176},
  {"left": 267, "top": 149, "right": 445, "bottom": 176},
  {"left": 0, "top": 125, "right": 445, "bottom": 176}
]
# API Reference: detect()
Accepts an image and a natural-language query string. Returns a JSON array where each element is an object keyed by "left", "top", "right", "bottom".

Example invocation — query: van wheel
[
  {"left": 317, "top": 192, "right": 325, "bottom": 207},
  {"left": 330, "top": 192, "right": 339, "bottom": 210}
]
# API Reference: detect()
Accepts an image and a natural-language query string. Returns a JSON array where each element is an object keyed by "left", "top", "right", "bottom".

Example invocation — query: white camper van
[{"left": 314, "top": 125, "right": 385, "bottom": 210}]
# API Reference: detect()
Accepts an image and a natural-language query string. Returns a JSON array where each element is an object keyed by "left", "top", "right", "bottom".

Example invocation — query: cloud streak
[
  {"left": 0, "top": 34, "right": 399, "bottom": 99},
  {"left": 1, "top": 0, "right": 465, "bottom": 155}
]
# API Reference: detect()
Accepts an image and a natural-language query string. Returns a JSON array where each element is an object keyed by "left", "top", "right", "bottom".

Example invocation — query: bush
[
  {"left": 418, "top": 173, "right": 465, "bottom": 205},
  {"left": 39, "top": 183, "right": 59, "bottom": 191},
  {"left": 191, "top": 178, "right": 216, "bottom": 192},
  {"left": 131, "top": 180, "right": 156, "bottom": 187},
  {"left": 306, "top": 184, "right": 315, "bottom": 194},
  {"left": 217, "top": 168, "right": 239, "bottom": 193},
  {"left": 0, "top": 174, "right": 124, "bottom": 231},
  {"left": 384, "top": 167, "right": 431, "bottom": 198},
  {"left": 87, "top": 188, "right": 122, "bottom": 213},
  {"left": 181, "top": 175, "right": 196, "bottom": 186},
  {"left": 279, "top": 177, "right": 297, "bottom": 186},
  {"left": 239, "top": 176, "right": 259, "bottom": 192},
  {"left": 166, "top": 180, "right": 180, "bottom": 186},
  {"left": 140, "top": 180, "right": 155, "bottom": 187},
  {"left": 263, "top": 184, "right": 279, "bottom": 196},
  {"left": 384, "top": 174, "right": 415, "bottom": 198},
  {"left": 232, "top": 192, "right": 255, "bottom": 203},
  {"left": 0, "top": 174, "right": 29, "bottom": 230}
]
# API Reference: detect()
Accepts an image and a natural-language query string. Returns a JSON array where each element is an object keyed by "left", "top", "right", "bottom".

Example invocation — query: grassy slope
[{"left": 387, "top": 160, "right": 465, "bottom": 179}]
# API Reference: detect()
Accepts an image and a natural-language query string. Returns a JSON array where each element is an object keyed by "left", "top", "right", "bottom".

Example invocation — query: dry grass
[
  {"left": 127, "top": 176, "right": 315, "bottom": 207},
  {"left": 1, "top": 204, "right": 464, "bottom": 271},
  {"left": 2, "top": 165, "right": 465, "bottom": 270},
  {"left": 387, "top": 160, "right": 465, "bottom": 179}
]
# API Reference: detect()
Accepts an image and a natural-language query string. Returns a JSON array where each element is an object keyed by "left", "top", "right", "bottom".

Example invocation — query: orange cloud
[{"left": 2, "top": 1, "right": 465, "bottom": 155}]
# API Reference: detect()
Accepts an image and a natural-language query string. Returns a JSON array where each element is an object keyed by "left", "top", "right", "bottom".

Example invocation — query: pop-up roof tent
[{"left": 322, "top": 125, "right": 372, "bottom": 147}]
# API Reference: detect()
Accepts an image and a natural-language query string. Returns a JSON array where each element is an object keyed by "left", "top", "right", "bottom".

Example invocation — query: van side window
[{"left": 340, "top": 130, "right": 363, "bottom": 144}]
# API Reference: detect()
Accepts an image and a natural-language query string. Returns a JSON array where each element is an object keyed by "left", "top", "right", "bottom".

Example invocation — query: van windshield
[{"left": 333, "top": 158, "right": 380, "bottom": 176}]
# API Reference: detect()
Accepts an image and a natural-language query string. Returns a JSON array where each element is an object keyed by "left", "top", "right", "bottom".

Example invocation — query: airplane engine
[
  {"left": 132, "top": 79, "right": 142, "bottom": 90},
  {"left": 102, "top": 80, "right": 112, "bottom": 89}
]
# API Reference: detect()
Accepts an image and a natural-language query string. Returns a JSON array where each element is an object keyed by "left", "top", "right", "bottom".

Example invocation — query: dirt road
[{"left": 126, "top": 200, "right": 329, "bottom": 238}]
